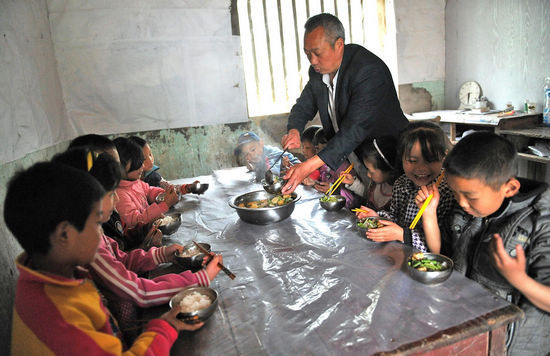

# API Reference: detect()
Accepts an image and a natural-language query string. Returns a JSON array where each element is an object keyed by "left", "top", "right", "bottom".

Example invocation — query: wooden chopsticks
[
  {"left": 192, "top": 241, "right": 236, "bottom": 280},
  {"left": 325, "top": 164, "right": 354, "bottom": 197},
  {"left": 351, "top": 208, "right": 369, "bottom": 214},
  {"left": 409, "top": 171, "right": 445, "bottom": 230}
]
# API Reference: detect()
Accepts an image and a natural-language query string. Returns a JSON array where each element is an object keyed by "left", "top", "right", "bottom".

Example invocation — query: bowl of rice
[
  {"left": 169, "top": 286, "right": 218, "bottom": 324},
  {"left": 157, "top": 212, "right": 182, "bottom": 235}
]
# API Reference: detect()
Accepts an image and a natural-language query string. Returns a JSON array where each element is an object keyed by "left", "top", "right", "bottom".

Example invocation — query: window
[{"left": 236, "top": 0, "right": 392, "bottom": 117}]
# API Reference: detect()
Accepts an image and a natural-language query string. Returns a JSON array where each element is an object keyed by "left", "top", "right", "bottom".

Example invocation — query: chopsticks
[
  {"left": 409, "top": 171, "right": 445, "bottom": 230},
  {"left": 192, "top": 241, "right": 236, "bottom": 280},
  {"left": 325, "top": 164, "right": 354, "bottom": 197},
  {"left": 351, "top": 208, "right": 369, "bottom": 214}
]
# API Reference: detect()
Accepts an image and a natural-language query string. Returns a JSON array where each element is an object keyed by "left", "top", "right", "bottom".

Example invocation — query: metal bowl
[
  {"left": 261, "top": 178, "right": 285, "bottom": 194},
  {"left": 157, "top": 212, "right": 182, "bottom": 235},
  {"left": 406, "top": 252, "right": 454, "bottom": 284},
  {"left": 356, "top": 216, "right": 387, "bottom": 238},
  {"left": 228, "top": 190, "right": 300, "bottom": 225},
  {"left": 173, "top": 242, "right": 211, "bottom": 270},
  {"left": 169, "top": 286, "right": 218, "bottom": 324},
  {"left": 188, "top": 183, "right": 209, "bottom": 194},
  {"left": 319, "top": 195, "right": 346, "bottom": 211}
]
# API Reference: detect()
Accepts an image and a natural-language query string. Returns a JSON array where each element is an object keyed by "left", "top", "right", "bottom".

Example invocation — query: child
[
  {"left": 68, "top": 133, "right": 121, "bottom": 162},
  {"left": 52, "top": 148, "right": 223, "bottom": 344},
  {"left": 300, "top": 125, "right": 322, "bottom": 185},
  {"left": 234, "top": 131, "right": 300, "bottom": 181},
  {"left": 313, "top": 128, "right": 361, "bottom": 208},
  {"left": 419, "top": 132, "right": 550, "bottom": 355},
  {"left": 129, "top": 135, "right": 200, "bottom": 194},
  {"left": 312, "top": 128, "right": 333, "bottom": 193},
  {"left": 114, "top": 137, "right": 178, "bottom": 230},
  {"left": 341, "top": 136, "right": 399, "bottom": 211},
  {"left": 4, "top": 162, "right": 201, "bottom": 355},
  {"left": 68, "top": 134, "right": 160, "bottom": 250},
  {"left": 356, "top": 121, "right": 454, "bottom": 253}
]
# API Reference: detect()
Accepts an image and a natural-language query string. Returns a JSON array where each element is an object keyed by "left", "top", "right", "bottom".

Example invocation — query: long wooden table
[{"left": 147, "top": 167, "right": 522, "bottom": 355}]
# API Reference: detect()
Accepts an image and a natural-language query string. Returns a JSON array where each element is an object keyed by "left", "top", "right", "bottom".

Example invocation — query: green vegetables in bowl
[
  {"left": 408, "top": 252, "right": 446, "bottom": 272},
  {"left": 357, "top": 217, "right": 383, "bottom": 229},
  {"left": 320, "top": 195, "right": 339, "bottom": 203}
]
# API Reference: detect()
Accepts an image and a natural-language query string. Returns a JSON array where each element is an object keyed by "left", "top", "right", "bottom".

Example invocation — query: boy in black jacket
[{"left": 416, "top": 132, "right": 550, "bottom": 355}]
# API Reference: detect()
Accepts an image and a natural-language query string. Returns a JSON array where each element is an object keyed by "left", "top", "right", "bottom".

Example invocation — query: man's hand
[
  {"left": 282, "top": 155, "right": 324, "bottom": 194},
  {"left": 281, "top": 129, "right": 301, "bottom": 150}
]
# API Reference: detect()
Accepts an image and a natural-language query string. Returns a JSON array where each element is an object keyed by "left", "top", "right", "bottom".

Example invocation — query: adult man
[{"left": 281, "top": 13, "right": 408, "bottom": 193}]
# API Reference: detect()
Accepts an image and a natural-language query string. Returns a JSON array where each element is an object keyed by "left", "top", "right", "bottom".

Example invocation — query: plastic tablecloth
[{"left": 162, "top": 167, "right": 511, "bottom": 355}]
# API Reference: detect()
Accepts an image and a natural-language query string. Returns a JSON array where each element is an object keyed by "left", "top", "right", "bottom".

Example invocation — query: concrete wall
[
  {"left": 445, "top": 0, "right": 550, "bottom": 111},
  {"left": 394, "top": 0, "right": 446, "bottom": 113}
]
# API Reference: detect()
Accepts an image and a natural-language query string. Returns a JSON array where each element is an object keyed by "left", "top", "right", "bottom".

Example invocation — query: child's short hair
[
  {"left": 114, "top": 137, "right": 145, "bottom": 172},
  {"left": 313, "top": 128, "right": 329, "bottom": 146},
  {"left": 444, "top": 131, "right": 517, "bottom": 189},
  {"left": 4, "top": 162, "right": 104, "bottom": 255},
  {"left": 52, "top": 148, "right": 122, "bottom": 191},
  {"left": 301, "top": 125, "right": 321, "bottom": 143},
  {"left": 68, "top": 134, "right": 116, "bottom": 152},
  {"left": 358, "top": 136, "right": 398, "bottom": 173},
  {"left": 128, "top": 135, "right": 147, "bottom": 148},
  {"left": 398, "top": 121, "right": 449, "bottom": 163}
]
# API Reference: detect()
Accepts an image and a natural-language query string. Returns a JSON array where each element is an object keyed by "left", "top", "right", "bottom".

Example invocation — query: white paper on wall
[{"left": 50, "top": 2, "right": 247, "bottom": 135}]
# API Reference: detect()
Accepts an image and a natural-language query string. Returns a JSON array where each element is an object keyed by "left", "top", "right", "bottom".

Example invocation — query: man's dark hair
[
  {"left": 68, "top": 134, "right": 116, "bottom": 152},
  {"left": 114, "top": 137, "right": 145, "bottom": 173},
  {"left": 398, "top": 121, "right": 449, "bottom": 164},
  {"left": 444, "top": 132, "right": 517, "bottom": 190},
  {"left": 52, "top": 148, "right": 122, "bottom": 191},
  {"left": 301, "top": 125, "right": 321, "bottom": 144},
  {"left": 4, "top": 162, "right": 104, "bottom": 255},
  {"left": 129, "top": 135, "right": 147, "bottom": 148},
  {"left": 304, "top": 13, "right": 345, "bottom": 46}
]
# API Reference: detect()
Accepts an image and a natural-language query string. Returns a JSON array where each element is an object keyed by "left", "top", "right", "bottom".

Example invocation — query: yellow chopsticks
[
  {"left": 351, "top": 208, "right": 369, "bottom": 214},
  {"left": 325, "top": 164, "right": 354, "bottom": 197},
  {"left": 409, "top": 171, "right": 445, "bottom": 230}
]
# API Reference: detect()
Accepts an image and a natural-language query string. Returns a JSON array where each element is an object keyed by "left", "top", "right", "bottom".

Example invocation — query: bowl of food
[
  {"left": 228, "top": 190, "right": 300, "bottom": 225},
  {"left": 187, "top": 182, "right": 209, "bottom": 195},
  {"left": 356, "top": 216, "right": 386, "bottom": 237},
  {"left": 169, "top": 286, "right": 218, "bottom": 324},
  {"left": 173, "top": 242, "right": 211, "bottom": 270},
  {"left": 157, "top": 213, "right": 182, "bottom": 235},
  {"left": 406, "top": 252, "right": 453, "bottom": 284},
  {"left": 319, "top": 195, "right": 346, "bottom": 211},
  {"left": 261, "top": 176, "right": 285, "bottom": 194}
]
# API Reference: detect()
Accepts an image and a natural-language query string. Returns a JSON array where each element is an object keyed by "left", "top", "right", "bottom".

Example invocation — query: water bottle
[{"left": 544, "top": 77, "right": 550, "bottom": 125}]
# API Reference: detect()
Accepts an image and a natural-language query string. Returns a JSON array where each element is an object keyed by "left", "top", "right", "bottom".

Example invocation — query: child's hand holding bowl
[{"left": 164, "top": 185, "right": 179, "bottom": 207}]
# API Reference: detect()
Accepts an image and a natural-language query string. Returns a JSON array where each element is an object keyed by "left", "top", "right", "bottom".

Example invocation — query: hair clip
[
  {"left": 87, "top": 151, "right": 94, "bottom": 171},
  {"left": 86, "top": 151, "right": 99, "bottom": 171},
  {"left": 373, "top": 139, "right": 394, "bottom": 170}
]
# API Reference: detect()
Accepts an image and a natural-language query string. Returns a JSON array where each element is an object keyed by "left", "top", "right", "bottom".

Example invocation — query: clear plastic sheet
[{"left": 164, "top": 167, "right": 511, "bottom": 355}]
